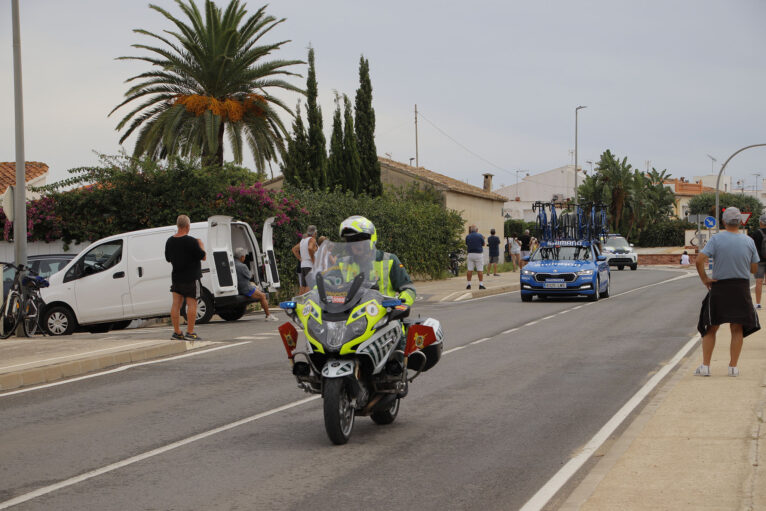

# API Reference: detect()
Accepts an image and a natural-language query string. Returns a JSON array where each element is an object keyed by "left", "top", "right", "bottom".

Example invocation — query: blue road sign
[{"left": 704, "top": 216, "right": 716, "bottom": 229}]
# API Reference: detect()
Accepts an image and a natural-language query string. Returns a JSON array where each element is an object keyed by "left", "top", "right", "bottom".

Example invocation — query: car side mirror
[{"left": 597, "top": 255, "right": 607, "bottom": 261}]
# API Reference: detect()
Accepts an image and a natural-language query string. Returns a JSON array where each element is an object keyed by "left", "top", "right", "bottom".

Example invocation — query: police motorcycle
[{"left": 277, "top": 240, "right": 444, "bottom": 445}]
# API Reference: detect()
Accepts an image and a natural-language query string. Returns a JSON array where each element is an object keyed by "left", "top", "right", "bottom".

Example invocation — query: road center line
[
  {"left": 518, "top": 332, "right": 701, "bottom": 511},
  {"left": 502, "top": 327, "right": 519, "bottom": 334},
  {"left": 469, "top": 337, "right": 492, "bottom": 345},
  {"left": 1, "top": 342, "right": 252, "bottom": 398},
  {"left": 0, "top": 395, "right": 320, "bottom": 510}
]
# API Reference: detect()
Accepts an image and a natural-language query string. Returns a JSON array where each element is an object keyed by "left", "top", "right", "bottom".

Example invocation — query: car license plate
[{"left": 544, "top": 282, "right": 566, "bottom": 289}]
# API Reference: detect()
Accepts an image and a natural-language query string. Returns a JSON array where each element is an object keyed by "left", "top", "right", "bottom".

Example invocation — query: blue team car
[{"left": 520, "top": 240, "right": 610, "bottom": 302}]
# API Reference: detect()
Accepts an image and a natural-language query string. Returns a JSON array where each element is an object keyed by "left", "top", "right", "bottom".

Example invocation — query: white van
[{"left": 41, "top": 215, "right": 280, "bottom": 335}]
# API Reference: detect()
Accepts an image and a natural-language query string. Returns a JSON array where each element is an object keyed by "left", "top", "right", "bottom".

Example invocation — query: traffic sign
[
  {"left": 740, "top": 212, "right": 752, "bottom": 225},
  {"left": 687, "top": 214, "right": 704, "bottom": 223},
  {"left": 704, "top": 216, "right": 716, "bottom": 229}
]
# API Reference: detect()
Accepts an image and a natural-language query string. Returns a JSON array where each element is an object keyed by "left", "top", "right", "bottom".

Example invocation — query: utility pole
[
  {"left": 753, "top": 173, "right": 761, "bottom": 197},
  {"left": 12, "top": 0, "right": 27, "bottom": 269},
  {"left": 414, "top": 104, "right": 419, "bottom": 167}
]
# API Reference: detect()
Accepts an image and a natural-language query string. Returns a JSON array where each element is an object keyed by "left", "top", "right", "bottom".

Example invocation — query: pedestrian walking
[
  {"left": 694, "top": 207, "right": 760, "bottom": 377},
  {"left": 509, "top": 236, "right": 521, "bottom": 271},
  {"left": 518, "top": 230, "right": 532, "bottom": 268},
  {"left": 165, "top": 214, "right": 206, "bottom": 341},
  {"left": 487, "top": 228, "right": 501, "bottom": 276},
  {"left": 749, "top": 214, "right": 766, "bottom": 309},
  {"left": 465, "top": 224, "right": 486, "bottom": 290},
  {"left": 292, "top": 225, "right": 318, "bottom": 295}
]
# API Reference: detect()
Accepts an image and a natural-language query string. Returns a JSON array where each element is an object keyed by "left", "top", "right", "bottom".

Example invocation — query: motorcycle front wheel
[{"left": 323, "top": 378, "right": 355, "bottom": 445}]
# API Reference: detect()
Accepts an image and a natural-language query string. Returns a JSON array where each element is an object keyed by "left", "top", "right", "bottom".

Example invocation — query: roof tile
[{"left": 0, "top": 162, "right": 49, "bottom": 194}]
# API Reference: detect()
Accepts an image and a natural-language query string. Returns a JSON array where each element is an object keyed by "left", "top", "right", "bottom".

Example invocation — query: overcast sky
[{"left": 2, "top": 0, "right": 766, "bottom": 192}]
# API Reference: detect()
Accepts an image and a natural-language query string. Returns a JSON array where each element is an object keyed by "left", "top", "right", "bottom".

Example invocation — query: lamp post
[
  {"left": 715, "top": 144, "right": 766, "bottom": 232},
  {"left": 585, "top": 160, "right": 593, "bottom": 173},
  {"left": 574, "top": 106, "right": 587, "bottom": 202}
]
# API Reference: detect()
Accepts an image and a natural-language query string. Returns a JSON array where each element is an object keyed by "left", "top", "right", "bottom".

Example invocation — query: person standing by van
[
  {"left": 292, "top": 225, "right": 318, "bottom": 295},
  {"left": 165, "top": 215, "right": 206, "bottom": 341}
]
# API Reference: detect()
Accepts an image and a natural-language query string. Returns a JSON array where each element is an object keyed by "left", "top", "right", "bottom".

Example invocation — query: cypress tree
[
  {"left": 281, "top": 103, "right": 310, "bottom": 187},
  {"left": 342, "top": 94, "right": 362, "bottom": 196},
  {"left": 354, "top": 56, "right": 382, "bottom": 196},
  {"left": 326, "top": 94, "right": 345, "bottom": 191},
  {"left": 306, "top": 47, "right": 328, "bottom": 190}
]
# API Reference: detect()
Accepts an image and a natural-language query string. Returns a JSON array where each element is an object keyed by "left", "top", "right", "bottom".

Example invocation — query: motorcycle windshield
[{"left": 306, "top": 240, "right": 381, "bottom": 313}]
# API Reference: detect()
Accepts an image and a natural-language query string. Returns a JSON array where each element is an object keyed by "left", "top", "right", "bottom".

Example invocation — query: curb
[
  {"left": 466, "top": 283, "right": 520, "bottom": 300},
  {"left": 0, "top": 340, "right": 211, "bottom": 392}
]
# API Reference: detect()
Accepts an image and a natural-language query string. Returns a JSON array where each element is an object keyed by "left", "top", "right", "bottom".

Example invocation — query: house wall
[
  {"left": 445, "top": 191, "right": 504, "bottom": 236},
  {"left": 496, "top": 165, "right": 578, "bottom": 222}
]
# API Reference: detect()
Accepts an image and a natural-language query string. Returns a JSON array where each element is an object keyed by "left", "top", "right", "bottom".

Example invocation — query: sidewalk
[{"left": 562, "top": 303, "right": 766, "bottom": 510}]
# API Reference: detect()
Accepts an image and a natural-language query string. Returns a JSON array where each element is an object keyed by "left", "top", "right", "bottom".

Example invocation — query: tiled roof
[
  {"left": 378, "top": 157, "right": 507, "bottom": 202},
  {"left": 0, "top": 162, "right": 49, "bottom": 194},
  {"left": 664, "top": 178, "right": 714, "bottom": 196}
]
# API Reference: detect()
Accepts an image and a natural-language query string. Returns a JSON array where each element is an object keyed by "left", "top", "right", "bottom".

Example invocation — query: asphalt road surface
[{"left": 0, "top": 267, "right": 703, "bottom": 510}]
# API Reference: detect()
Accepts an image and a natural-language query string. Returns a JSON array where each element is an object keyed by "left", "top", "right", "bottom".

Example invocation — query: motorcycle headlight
[
  {"left": 577, "top": 269, "right": 594, "bottom": 276},
  {"left": 307, "top": 317, "right": 327, "bottom": 344},
  {"left": 322, "top": 318, "right": 369, "bottom": 350},
  {"left": 343, "top": 317, "right": 368, "bottom": 344}
]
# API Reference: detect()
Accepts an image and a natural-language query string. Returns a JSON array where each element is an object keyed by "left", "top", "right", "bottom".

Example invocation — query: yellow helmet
[{"left": 339, "top": 215, "right": 377, "bottom": 244}]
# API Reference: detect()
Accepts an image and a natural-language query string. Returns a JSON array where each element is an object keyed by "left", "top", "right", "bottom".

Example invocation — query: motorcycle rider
[{"left": 337, "top": 215, "right": 416, "bottom": 307}]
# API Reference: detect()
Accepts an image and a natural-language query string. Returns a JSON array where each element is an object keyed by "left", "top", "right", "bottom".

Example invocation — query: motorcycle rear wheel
[
  {"left": 371, "top": 397, "right": 400, "bottom": 425},
  {"left": 323, "top": 378, "right": 355, "bottom": 445}
]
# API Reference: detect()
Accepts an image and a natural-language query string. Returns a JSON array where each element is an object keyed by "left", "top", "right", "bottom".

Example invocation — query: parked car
[
  {"left": 520, "top": 240, "right": 610, "bottom": 302},
  {"left": 601, "top": 234, "right": 638, "bottom": 270},
  {"left": 3, "top": 254, "right": 75, "bottom": 297},
  {"left": 40, "top": 215, "right": 280, "bottom": 335}
]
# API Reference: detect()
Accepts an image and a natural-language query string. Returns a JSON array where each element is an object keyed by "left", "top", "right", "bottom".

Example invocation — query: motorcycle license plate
[{"left": 544, "top": 282, "right": 566, "bottom": 289}]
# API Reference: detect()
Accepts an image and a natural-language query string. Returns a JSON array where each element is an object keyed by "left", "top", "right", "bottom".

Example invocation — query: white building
[
  {"left": 495, "top": 165, "right": 578, "bottom": 222},
  {"left": 692, "top": 174, "right": 732, "bottom": 194}
]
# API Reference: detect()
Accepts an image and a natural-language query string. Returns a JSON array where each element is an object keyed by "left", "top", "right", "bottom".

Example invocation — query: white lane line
[
  {"left": 455, "top": 292, "right": 472, "bottom": 301},
  {"left": 525, "top": 320, "right": 539, "bottom": 326},
  {"left": 502, "top": 328, "right": 519, "bottom": 334},
  {"left": 0, "top": 340, "right": 165, "bottom": 371},
  {"left": 235, "top": 336, "right": 257, "bottom": 340},
  {"left": 0, "top": 395, "right": 320, "bottom": 510},
  {"left": 443, "top": 346, "right": 465, "bottom": 354},
  {"left": 541, "top": 315, "right": 556, "bottom": 321},
  {"left": 610, "top": 272, "right": 693, "bottom": 299},
  {"left": 439, "top": 291, "right": 460, "bottom": 302},
  {"left": 1, "top": 342, "right": 252, "bottom": 398},
  {"left": 519, "top": 332, "right": 701, "bottom": 511},
  {"left": 470, "top": 337, "right": 492, "bottom": 345},
  {"left": 558, "top": 310, "right": 569, "bottom": 315}
]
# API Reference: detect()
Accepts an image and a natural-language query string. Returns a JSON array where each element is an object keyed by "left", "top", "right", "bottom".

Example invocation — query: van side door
[
  {"left": 128, "top": 229, "right": 175, "bottom": 317},
  {"left": 207, "top": 216, "right": 238, "bottom": 297},
  {"left": 261, "top": 216, "right": 281, "bottom": 291}
]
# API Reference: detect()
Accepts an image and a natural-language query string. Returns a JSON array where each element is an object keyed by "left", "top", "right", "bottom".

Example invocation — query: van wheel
[
  {"left": 630, "top": 263, "right": 637, "bottom": 270},
  {"left": 181, "top": 289, "right": 215, "bottom": 324},
  {"left": 218, "top": 304, "right": 247, "bottom": 322},
  {"left": 44, "top": 306, "right": 77, "bottom": 336}
]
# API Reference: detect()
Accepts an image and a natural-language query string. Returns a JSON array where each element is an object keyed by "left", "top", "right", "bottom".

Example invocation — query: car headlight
[
  {"left": 522, "top": 269, "right": 535, "bottom": 276},
  {"left": 603, "top": 248, "right": 614, "bottom": 253},
  {"left": 576, "top": 269, "right": 594, "bottom": 276}
]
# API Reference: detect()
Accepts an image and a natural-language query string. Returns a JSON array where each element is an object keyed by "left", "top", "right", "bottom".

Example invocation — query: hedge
[{"left": 636, "top": 219, "right": 694, "bottom": 247}]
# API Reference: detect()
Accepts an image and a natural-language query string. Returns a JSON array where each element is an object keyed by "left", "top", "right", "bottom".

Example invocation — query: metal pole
[
  {"left": 414, "top": 104, "right": 419, "bottom": 167},
  {"left": 715, "top": 144, "right": 766, "bottom": 233},
  {"left": 574, "top": 106, "right": 586, "bottom": 202},
  {"left": 12, "top": 0, "right": 27, "bottom": 267}
]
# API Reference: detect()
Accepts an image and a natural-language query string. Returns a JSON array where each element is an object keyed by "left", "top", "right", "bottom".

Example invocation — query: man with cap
[
  {"left": 749, "top": 214, "right": 766, "bottom": 309},
  {"left": 234, "top": 247, "right": 279, "bottom": 321},
  {"left": 695, "top": 207, "right": 760, "bottom": 377}
]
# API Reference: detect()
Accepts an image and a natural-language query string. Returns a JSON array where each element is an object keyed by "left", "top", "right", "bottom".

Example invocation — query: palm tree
[
  {"left": 110, "top": 0, "right": 303, "bottom": 171},
  {"left": 597, "top": 150, "right": 634, "bottom": 234}
]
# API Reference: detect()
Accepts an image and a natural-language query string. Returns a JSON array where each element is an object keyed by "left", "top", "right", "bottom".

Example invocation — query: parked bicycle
[
  {"left": 448, "top": 251, "right": 464, "bottom": 277},
  {"left": 0, "top": 262, "right": 50, "bottom": 338}
]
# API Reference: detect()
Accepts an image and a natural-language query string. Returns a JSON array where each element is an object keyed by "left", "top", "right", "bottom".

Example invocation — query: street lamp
[
  {"left": 706, "top": 154, "right": 717, "bottom": 174},
  {"left": 574, "top": 106, "right": 587, "bottom": 202},
  {"left": 585, "top": 160, "right": 593, "bottom": 173},
  {"left": 715, "top": 144, "right": 766, "bottom": 232}
]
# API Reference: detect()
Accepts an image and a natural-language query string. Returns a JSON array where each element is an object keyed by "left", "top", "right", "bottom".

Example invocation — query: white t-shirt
[{"left": 680, "top": 253, "right": 690, "bottom": 265}]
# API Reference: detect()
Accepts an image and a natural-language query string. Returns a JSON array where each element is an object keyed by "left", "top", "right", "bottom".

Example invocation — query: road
[{"left": 0, "top": 267, "right": 702, "bottom": 510}]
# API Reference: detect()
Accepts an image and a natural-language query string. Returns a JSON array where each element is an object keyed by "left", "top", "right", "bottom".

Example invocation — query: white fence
[{"left": 0, "top": 240, "right": 90, "bottom": 262}]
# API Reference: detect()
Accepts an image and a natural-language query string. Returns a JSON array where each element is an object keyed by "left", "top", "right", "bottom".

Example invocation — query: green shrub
[
  {"left": 504, "top": 219, "right": 536, "bottom": 238},
  {"left": 637, "top": 219, "right": 694, "bottom": 247}
]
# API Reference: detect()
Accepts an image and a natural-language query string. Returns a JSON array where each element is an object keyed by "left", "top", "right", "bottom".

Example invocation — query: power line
[{"left": 416, "top": 110, "right": 514, "bottom": 177}]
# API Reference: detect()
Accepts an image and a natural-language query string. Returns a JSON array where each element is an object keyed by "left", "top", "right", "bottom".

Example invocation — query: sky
[{"left": 2, "top": 0, "right": 766, "bottom": 193}]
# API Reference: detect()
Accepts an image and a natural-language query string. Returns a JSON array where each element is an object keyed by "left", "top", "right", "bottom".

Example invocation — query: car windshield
[
  {"left": 605, "top": 236, "right": 630, "bottom": 249},
  {"left": 530, "top": 246, "right": 592, "bottom": 261}
]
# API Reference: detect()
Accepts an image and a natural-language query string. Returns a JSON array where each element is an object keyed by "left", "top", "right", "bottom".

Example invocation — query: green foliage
[
  {"left": 327, "top": 95, "right": 345, "bottom": 191},
  {"left": 384, "top": 182, "right": 443, "bottom": 206},
  {"left": 110, "top": 0, "right": 303, "bottom": 170},
  {"left": 305, "top": 47, "right": 328, "bottom": 189},
  {"left": 286, "top": 185, "right": 465, "bottom": 278},
  {"left": 688, "top": 192, "right": 763, "bottom": 233},
  {"left": 503, "top": 219, "right": 535, "bottom": 238},
  {"left": 637, "top": 219, "right": 695, "bottom": 247},
  {"left": 281, "top": 103, "right": 310, "bottom": 187},
  {"left": 354, "top": 56, "right": 382, "bottom": 197},
  {"left": 342, "top": 95, "right": 362, "bottom": 195}
]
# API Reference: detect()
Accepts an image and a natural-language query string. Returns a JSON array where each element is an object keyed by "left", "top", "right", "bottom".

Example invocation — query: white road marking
[
  {"left": 0, "top": 342, "right": 251, "bottom": 398},
  {"left": 541, "top": 315, "right": 556, "bottom": 320},
  {"left": 518, "top": 333, "right": 701, "bottom": 511},
  {"left": 0, "top": 340, "right": 164, "bottom": 371},
  {"left": 0, "top": 395, "right": 320, "bottom": 510},
  {"left": 502, "top": 328, "right": 519, "bottom": 334},
  {"left": 469, "top": 337, "right": 492, "bottom": 345},
  {"left": 525, "top": 320, "right": 539, "bottom": 326},
  {"left": 439, "top": 291, "right": 460, "bottom": 302},
  {"left": 557, "top": 310, "right": 569, "bottom": 315},
  {"left": 443, "top": 346, "right": 465, "bottom": 354},
  {"left": 455, "top": 292, "right": 472, "bottom": 301}
]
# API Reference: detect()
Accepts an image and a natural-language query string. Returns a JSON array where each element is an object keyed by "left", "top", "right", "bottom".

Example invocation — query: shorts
[
  {"left": 171, "top": 280, "right": 200, "bottom": 299},
  {"left": 520, "top": 250, "right": 530, "bottom": 258},
  {"left": 467, "top": 253, "right": 484, "bottom": 271},
  {"left": 243, "top": 284, "right": 264, "bottom": 299},
  {"left": 511, "top": 249, "right": 520, "bottom": 255},
  {"left": 298, "top": 267, "right": 312, "bottom": 287},
  {"left": 489, "top": 255, "right": 499, "bottom": 264},
  {"left": 757, "top": 262, "right": 766, "bottom": 279}
]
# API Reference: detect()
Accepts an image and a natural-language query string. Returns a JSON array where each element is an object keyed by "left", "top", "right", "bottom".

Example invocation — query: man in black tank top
[{"left": 165, "top": 215, "right": 206, "bottom": 341}]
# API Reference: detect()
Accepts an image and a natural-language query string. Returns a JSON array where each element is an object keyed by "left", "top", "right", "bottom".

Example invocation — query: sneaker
[
  {"left": 728, "top": 366, "right": 740, "bottom": 377},
  {"left": 466, "top": 284, "right": 471, "bottom": 290},
  {"left": 694, "top": 364, "right": 710, "bottom": 377},
  {"left": 264, "top": 314, "right": 279, "bottom": 322},
  {"left": 479, "top": 284, "right": 486, "bottom": 290},
  {"left": 493, "top": 274, "right": 500, "bottom": 277},
  {"left": 757, "top": 304, "right": 762, "bottom": 310},
  {"left": 184, "top": 332, "right": 202, "bottom": 341},
  {"left": 171, "top": 332, "right": 185, "bottom": 341}
]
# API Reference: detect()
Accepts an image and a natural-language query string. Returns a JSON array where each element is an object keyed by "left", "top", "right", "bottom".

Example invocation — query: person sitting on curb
[
  {"left": 234, "top": 247, "right": 278, "bottom": 322},
  {"left": 694, "top": 207, "right": 760, "bottom": 377}
]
